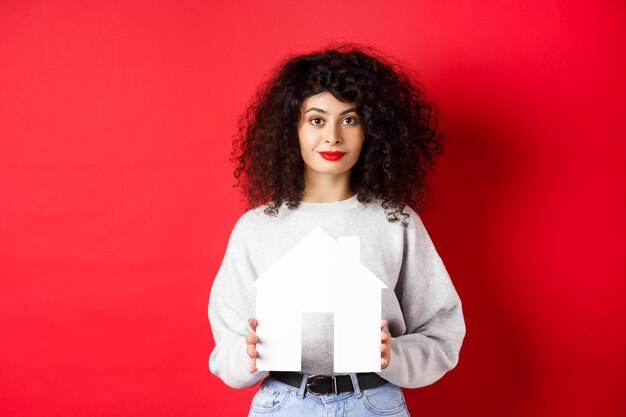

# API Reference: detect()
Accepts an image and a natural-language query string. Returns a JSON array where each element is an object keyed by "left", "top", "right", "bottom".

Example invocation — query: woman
[{"left": 208, "top": 43, "right": 466, "bottom": 416}]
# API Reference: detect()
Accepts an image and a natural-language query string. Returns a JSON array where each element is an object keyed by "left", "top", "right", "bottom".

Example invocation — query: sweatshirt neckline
[{"left": 294, "top": 193, "right": 360, "bottom": 213}]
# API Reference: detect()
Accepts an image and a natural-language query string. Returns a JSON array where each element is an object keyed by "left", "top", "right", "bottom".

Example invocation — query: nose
[{"left": 325, "top": 123, "right": 342, "bottom": 144}]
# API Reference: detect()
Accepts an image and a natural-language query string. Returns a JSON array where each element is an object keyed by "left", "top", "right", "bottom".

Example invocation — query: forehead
[{"left": 300, "top": 92, "right": 355, "bottom": 112}]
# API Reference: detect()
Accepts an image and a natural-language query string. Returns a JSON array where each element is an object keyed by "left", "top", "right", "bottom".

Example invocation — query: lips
[{"left": 319, "top": 151, "right": 347, "bottom": 161}]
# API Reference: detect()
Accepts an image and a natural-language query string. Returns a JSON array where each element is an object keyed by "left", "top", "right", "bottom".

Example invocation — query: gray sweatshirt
[{"left": 208, "top": 194, "right": 466, "bottom": 389}]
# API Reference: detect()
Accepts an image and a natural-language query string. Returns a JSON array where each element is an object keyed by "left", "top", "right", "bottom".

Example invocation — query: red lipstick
[{"left": 319, "top": 151, "right": 347, "bottom": 161}]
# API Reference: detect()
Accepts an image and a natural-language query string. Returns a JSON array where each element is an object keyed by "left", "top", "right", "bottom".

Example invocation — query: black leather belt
[{"left": 270, "top": 371, "right": 388, "bottom": 395}]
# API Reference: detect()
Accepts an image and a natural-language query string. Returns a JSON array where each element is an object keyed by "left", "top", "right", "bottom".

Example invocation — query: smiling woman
[
  {"left": 297, "top": 92, "right": 365, "bottom": 202},
  {"left": 208, "top": 43, "right": 466, "bottom": 417}
]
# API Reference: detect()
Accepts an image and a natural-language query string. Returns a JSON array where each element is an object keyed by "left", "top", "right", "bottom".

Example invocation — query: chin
[{"left": 312, "top": 166, "right": 353, "bottom": 175}]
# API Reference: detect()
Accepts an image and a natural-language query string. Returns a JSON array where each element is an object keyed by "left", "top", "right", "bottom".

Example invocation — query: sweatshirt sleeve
[
  {"left": 378, "top": 214, "right": 466, "bottom": 389},
  {"left": 208, "top": 217, "right": 269, "bottom": 388}
]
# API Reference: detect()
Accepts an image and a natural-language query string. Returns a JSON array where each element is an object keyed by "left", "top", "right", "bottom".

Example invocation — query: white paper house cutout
[{"left": 252, "top": 226, "right": 387, "bottom": 373}]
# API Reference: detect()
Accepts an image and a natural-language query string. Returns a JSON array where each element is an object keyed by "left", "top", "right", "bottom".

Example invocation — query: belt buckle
[{"left": 306, "top": 374, "right": 337, "bottom": 395}]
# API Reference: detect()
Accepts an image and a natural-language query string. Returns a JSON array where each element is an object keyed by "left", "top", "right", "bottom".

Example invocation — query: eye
[
  {"left": 342, "top": 116, "right": 358, "bottom": 125},
  {"left": 310, "top": 117, "right": 324, "bottom": 126}
]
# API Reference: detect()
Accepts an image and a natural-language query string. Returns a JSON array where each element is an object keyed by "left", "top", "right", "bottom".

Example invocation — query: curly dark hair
[{"left": 230, "top": 42, "right": 445, "bottom": 225}]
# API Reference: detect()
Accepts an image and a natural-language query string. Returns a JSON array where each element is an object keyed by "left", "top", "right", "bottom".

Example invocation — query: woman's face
[{"left": 297, "top": 92, "right": 365, "bottom": 179}]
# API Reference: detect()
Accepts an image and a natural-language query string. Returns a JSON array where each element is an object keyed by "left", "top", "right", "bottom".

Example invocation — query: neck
[{"left": 301, "top": 169, "right": 354, "bottom": 203}]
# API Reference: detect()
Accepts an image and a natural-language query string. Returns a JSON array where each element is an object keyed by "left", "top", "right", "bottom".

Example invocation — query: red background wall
[{"left": 1, "top": 1, "right": 624, "bottom": 416}]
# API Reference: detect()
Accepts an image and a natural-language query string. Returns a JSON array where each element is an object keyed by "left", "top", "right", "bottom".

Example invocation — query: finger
[
  {"left": 248, "top": 318, "right": 258, "bottom": 331},
  {"left": 381, "top": 358, "right": 388, "bottom": 368},
  {"left": 246, "top": 345, "right": 257, "bottom": 359},
  {"left": 381, "top": 319, "right": 388, "bottom": 329},
  {"left": 249, "top": 349, "right": 258, "bottom": 373},
  {"left": 381, "top": 331, "right": 388, "bottom": 342},
  {"left": 246, "top": 333, "right": 257, "bottom": 345},
  {"left": 380, "top": 343, "right": 386, "bottom": 353}
]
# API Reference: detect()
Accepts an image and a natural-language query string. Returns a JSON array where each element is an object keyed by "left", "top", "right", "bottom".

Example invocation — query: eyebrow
[{"left": 304, "top": 107, "right": 357, "bottom": 115}]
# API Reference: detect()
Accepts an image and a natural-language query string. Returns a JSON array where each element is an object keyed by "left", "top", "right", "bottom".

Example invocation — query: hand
[
  {"left": 246, "top": 317, "right": 258, "bottom": 373},
  {"left": 381, "top": 320, "right": 391, "bottom": 369}
]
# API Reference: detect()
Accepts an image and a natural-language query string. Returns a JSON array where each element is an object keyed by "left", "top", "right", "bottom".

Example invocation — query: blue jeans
[{"left": 248, "top": 374, "right": 411, "bottom": 417}]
